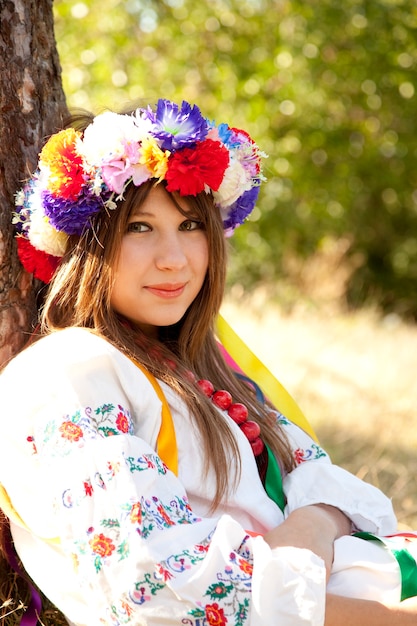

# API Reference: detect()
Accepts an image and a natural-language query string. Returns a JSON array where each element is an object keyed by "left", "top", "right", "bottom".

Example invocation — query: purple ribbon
[{"left": 4, "top": 534, "right": 42, "bottom": 626}]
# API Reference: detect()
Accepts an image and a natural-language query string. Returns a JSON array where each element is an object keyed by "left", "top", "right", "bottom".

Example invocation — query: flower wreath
[{"left": 13, "top": 98, "right": 266, "bottom": 283}]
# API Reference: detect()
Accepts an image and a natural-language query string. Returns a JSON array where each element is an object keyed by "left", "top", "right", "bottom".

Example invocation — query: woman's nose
[{"left": 155, "top": 233, "right": 187, "bottom": 270}]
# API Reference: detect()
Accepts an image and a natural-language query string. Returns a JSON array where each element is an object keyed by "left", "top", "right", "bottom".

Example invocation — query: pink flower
[
  {"left": 101, "top": 140, "right": 150, "bottom": 194},
  {"left": 101, "top": 164, "right": 149, "bottom": 195}
]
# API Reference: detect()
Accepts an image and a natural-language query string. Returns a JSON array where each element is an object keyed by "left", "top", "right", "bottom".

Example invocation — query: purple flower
[
  {"left": 222, "top": 186, "right": 260, "bottom": 230},
  {"left": 42, "top": 188, "right": 110, "bottom": 235},
  {"left": 145, "top": 99, "right": 208, "bottom": 151}
]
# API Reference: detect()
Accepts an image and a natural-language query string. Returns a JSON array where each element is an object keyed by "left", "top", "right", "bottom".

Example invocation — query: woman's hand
[
  {"left": 325, "top": 594, "right": 417, "bottom": 625},
  {"left": 263, "top": 504, "right": 351, "bottom": 580}
]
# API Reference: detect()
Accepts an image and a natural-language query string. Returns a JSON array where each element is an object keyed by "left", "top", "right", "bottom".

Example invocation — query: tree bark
[{"left": 0, "top": 0, "right": 68, "bottom": 367}]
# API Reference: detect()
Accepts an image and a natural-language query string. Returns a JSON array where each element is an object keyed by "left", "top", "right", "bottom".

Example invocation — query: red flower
[
  {"left": 16, "top": 237, "right": 60, "bottom": 283},
  {"left": 116, "top": 411, "right": 129, "bottom": 433},
  {"left": 205, "top": 602, "right": 227, "bottom": 626},
  {"left": 238, "top": 558, "right": 253, "bottom": 575},
  {"left": 59, "top": 421, "right": 83, "bottom": 442},
  {"left": 165, "top": 139, "right": 229, "bottom": 196},
  {"left": 89, "top": 532, "right": 115, "bottom": 558}
]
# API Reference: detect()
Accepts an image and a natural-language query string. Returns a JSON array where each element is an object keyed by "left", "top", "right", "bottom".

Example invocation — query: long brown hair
[
  {"left": 16, "top": 112, "right": 296, "bottom": 509},
  {"left": 0, "top": 110, "right": 295, "bottom": 625},
  {"left": 40, "top": 189, "right": 295, "bottom": 510}
]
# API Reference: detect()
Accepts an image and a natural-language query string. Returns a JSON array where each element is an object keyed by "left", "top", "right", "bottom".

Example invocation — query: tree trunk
[{"left": 0, "top": 0, "right": 68, "bottom": 367}]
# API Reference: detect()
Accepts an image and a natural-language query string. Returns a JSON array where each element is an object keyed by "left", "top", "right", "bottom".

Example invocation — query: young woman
[{"left": 0, "top": 99, "right": 416, "bottom": 625}]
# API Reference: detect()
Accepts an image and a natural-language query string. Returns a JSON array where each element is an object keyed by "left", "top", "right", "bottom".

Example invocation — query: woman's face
[{"left": 110, "top": 185, "right": 209, "bottom": 337}]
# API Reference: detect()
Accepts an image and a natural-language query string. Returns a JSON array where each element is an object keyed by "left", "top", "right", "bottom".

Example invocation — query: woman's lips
[{"left": 145, "top": 283, "right": 186, "bottom": 298}]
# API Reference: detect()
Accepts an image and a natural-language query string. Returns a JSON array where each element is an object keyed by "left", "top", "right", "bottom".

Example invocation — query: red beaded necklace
[
  {"left": 195, "top": 378, "right": 265, "bottom": 458},
  {"left": 129, "top": 327, "right": 267, "bottom": 463}
]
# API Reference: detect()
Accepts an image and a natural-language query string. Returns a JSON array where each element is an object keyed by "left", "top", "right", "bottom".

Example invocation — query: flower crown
[{"left": 13, "top": 98, "right": 266, "bottom": 283}]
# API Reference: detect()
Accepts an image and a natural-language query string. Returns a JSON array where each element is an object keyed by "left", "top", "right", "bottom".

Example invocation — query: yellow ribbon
[
  {"left": 130, "top": 357, "right": 179, "bottom": 475},
  {"left": 0, "top": 483, "right": 29, "bottom": 530},
  {"left": 216, "top": 313, "right": 318, "bottom": 441}
]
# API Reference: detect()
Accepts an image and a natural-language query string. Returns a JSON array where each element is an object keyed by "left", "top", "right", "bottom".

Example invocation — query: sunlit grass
[{"left": 222, "top": 291, "right": 417, "bottom": 530}]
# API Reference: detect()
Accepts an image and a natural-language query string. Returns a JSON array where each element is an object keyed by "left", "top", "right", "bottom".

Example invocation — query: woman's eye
[
  {"left": 180, "top": 219, "right": 203, "bottom": 231},
  {"left": 127, "top": 222, "right": 150, "bottom": 233}
]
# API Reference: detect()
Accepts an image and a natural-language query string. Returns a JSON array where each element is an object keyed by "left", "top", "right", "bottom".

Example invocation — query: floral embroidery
[
  {"left": 155, "top": 563, "right": 174, "bottom": 581},
  {"left": 90, "top": 532, "right": 116, "bottom": 558},
  {"left": 276, "top": 411, "right": 291, "bottom": 427},
  {"left": 205, "top": 602, "right": 227, "bottom": 625},
  {"left": 179, "top": 538, "right": 252, "bottom": 625},
  {"left": 107, "top": 598, "right": 135, "bottom": 624},
  {"left": 40, "top": 403, "right": 134, "bottom": 456},
  {"left": 129, "top": 502, "right": 142, "bottom": 525},
  {"left": 116, "top": 410, "right": 130, "bottom": 433},
  {"left": 84, "top": 480, "right": 93, "bottom": 496},
  {"left": 206, "top": 582, "right": 233, "bottom": 599},
  {"left": 125, "top": 453, "right": 167, "bottom": 476},
  {"left": 59, "top": 420, "right": 83, "bottom": 441},
  {"left": 60, "top": 453, "right": 171, "bottom": 512},
  {"left": 135, "top": 495, "right": 200, "bottom": 539},
  {"left": 73, "top": 494, "right": 201, "bottom": 576},
  {"left": 128, "top": 573, "right": 164, "bottom": 604},
  {"left": 26, "top": 435, "right": 37, "bottom": 454},
  {"left": 294, "top": 443, "right": 327, "bottom": 465},
  {"left": 237, "top": 558, "right": 253, "bottom": 576}
]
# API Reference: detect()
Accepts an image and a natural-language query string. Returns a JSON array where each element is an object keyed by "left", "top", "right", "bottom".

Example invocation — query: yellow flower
[
  {"left": 140, "top": 138, "right": 170, "bottom": 181},
  {"left": 39, "top": 128, "right": 84, "bottom": 199}
]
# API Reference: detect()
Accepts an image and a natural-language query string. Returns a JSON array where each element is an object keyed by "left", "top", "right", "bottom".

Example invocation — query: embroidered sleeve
[
  {"left": 12, "top": 408, "right": 326, "bottom": 626},
  {"left": 0, "top": 330, "right": 326, "bottom": 626},
  {"left": 275, "top": 413, "right": 397, "bottom": 535}
]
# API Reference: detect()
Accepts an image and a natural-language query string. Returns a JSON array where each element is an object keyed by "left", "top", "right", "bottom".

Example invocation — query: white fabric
[{"left": 0, "top": 328, "right": 400, "bottom": 625}]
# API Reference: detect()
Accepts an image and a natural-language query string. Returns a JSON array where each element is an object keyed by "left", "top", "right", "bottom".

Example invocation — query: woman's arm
[
  {"left": 264, "top": 504, "right": 351, "bottom": 579},
  {"left": 325, "top": 594, "right": 417, "bottom": 626},
  {"left": 278, "top": 417, "right": 397, "bottom": 535}
]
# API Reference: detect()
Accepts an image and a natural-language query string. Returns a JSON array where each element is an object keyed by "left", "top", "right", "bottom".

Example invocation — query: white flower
[
  {"left": 79, "top": 111, "right": 152, "bottom": 168},
  {"left": 15, "top": 189, "right": 25, "bottom": 206},
  {"left": 213, "top": 159, "right": 252, "bottom": 209},
  {"left": 104, "top": 198, "right": 118, "bottom": 211}
]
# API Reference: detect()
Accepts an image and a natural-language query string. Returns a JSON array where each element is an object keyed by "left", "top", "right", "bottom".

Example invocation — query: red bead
[
  {"left": 197, "top": 379, "right": 215, "bottom": 397},
  {"left": 227, "top": 403, "right": 248, "bottom": 424},
  {"left": 250, "top": 437, "right": 265, "bottom": 457},
  {"left": 240, "top": 420, "right": 261, "bottom": 441},
  {"left": 212, "top": 390, "right": 233, "bottom": 410}
]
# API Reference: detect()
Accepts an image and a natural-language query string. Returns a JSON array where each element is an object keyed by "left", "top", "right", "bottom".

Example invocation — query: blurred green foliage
[{"left": 54, "top": 0, "right": 417, "bottom": 317}]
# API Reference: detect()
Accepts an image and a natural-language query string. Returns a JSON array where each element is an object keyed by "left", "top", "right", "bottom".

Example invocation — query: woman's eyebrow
[{"left": 130, "top": 210, "right": 155, "bottom": 218}]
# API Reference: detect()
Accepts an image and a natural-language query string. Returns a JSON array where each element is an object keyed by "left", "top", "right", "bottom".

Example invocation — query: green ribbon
[
  {"left": 354, "top": 531, "right": 417, "bottom": 601},
  {"left": 264, "top": 442, "right": 286, "bottom": 513}
]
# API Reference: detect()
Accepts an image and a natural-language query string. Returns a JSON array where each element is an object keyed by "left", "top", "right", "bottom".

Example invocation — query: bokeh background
[
  {"left": 2, "top": 2, "right": 417, "bottom": 623},
  {"left": 55, "top": 0, "right": 417, "bottom": 318},
  {"left": 54, "top": 0, "right": 417, "bottom": 529}
]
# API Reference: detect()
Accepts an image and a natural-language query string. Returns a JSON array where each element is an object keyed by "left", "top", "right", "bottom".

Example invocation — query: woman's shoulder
[
  {"left": 0, "top": 327, "right": 161, "bottom": 413},
  {"left": 1, "top": 328, "right": 118, "bottom": 382}
]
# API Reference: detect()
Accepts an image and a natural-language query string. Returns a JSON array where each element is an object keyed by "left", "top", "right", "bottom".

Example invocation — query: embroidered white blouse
[{"left": 0, "top": 328, "right": 403, "bottom": 626}]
